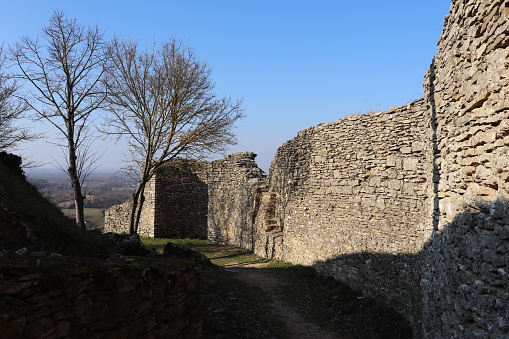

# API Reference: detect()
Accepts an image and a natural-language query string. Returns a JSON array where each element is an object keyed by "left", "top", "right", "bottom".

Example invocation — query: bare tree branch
[
  {"left": 0, "top": 45, "right": 38, "bottom": 150},
  {"left": 11, "top": 10, "right": 106, "bottom": 229},
  {"left": 102, "top": 38, "right": 244, "bottom": 234}
]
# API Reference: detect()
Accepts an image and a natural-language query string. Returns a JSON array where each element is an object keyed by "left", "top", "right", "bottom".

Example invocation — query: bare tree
[
  {"left": 0, "top": 45, "right": 34, "bottom": 150},
  {"left": 12, "top": 11, "right": 106, "bottom": 229},
  {"left": 103, "top": 38, "right": 243, "bottom": 235}
]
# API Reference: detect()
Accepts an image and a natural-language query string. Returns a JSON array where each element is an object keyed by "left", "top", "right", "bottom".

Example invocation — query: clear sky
[{"left": 1, "top": 0, "right": 452, "bottom": 172}]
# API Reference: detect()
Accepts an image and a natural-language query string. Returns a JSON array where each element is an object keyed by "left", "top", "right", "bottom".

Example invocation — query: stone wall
[
  {"left": 103, "top": 200, "right": 132, "bottom": 234},
  {"left": 99, "top": 1, "right": 509, "bottom": 337},
  {"left": 253, "top": 99, "right": 433, "bottom": 330},
  {"left": 104, "top": 153, "right": 265, "bottom": 241},
  {"left": 205, "top": 1, "right": 509, "bottom": 337},
  {"left": 0, "top": 260, "right": 202, "bottom": 338},
  {"left": 420, "top": 0, "right": 509, "bottom": 337},
  {"left": 207, "top": 152, "right": 266, "bottom": 247},
  {"left": 103, "top": 179, "right": 156, "bottom": 237},
  {"left": 104, "top": 163, "right": 208, "bottom": 238},
  {"left": 152, "top": 162, "right": 209, "bottom": 239}
]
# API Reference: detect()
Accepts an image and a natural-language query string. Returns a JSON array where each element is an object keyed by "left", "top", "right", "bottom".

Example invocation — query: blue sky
[{"left": 1, "top": 1, "right": 451, "bottom": 171}]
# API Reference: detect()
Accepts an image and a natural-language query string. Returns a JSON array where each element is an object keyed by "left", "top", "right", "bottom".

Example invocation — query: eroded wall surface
[
  {"left": 104, "top": 163, "right": 208, "bottom": 238},
  {"left": 103, "top": 179, "right": 156, "bottom": 237},
  {"left": 207, "top": 152, "right": 266, "bottom": 248},
  {"left": 152, "top": 162, "right": 209, "bottom": 239},
  {"left": 421, "top": 0, "right": 509, "bottom": 337}
]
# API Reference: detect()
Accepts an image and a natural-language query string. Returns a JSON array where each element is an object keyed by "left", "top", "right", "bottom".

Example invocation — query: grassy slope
[{"left": 0, "top": 160, "right": 102, "bottom": 256}]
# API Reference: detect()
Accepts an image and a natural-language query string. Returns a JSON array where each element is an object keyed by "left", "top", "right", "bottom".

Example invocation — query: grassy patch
[
  {"left": 61, "top": 208, "right": 104, "bottom": 227},
  {"left": 141, "top": 238, "right": 269, "bottom": 266}
]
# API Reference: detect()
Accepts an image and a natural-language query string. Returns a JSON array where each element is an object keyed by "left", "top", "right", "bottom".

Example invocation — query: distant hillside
[
  {"left": 26, "top": 168, "right": 136, "bottom": 209},
  {"left": 0, "top": 152, "right": 102, "bottom": 256}
]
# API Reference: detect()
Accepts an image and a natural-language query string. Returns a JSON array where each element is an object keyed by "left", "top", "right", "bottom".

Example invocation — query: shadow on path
[{"left": 217, "top": 261, "right": 413, "bottom": 339}]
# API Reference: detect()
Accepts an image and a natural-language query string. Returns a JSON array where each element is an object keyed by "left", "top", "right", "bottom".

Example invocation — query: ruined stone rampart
[
  {"left": 256, "top": 99, "right": 432, "bottom": 260},
  {"left": 104, "top": 163, "right": 208, "bottom": 238},
  {"left": 104, "top": 154, "right": 265, "bottom": 241},
  {"left": 244, "top": 1, "right": 509, "bottom": 337},
  {"left": 0, "top": 261, "right": 202, "bottom": 338},
  {"left": 103, "top": 179, "right": 156, "bottom": 237},
  {"left": 420, "top": 0, "right": 509, "bottom": 337},
  {"left": 207, "top": 152, "right": 266, "bottom": 247},
  {"left": 252, "top": 100, "right": 433, "bottom": 328},
  {"left": 102, "top": 1, "right": 509, "bottom": 337}
]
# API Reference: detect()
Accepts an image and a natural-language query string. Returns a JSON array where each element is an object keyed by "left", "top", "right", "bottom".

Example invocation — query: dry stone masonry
[
  {"left": 104, "top": 153, "right": 266, "bottom": 243},
  {"left": 421, "top": 0, "right": 509, "bottom": 337},
  {"left": 250, "top": 99, "right": 434, "bottom": 331},
  {"left": 104, "top": 0, "right": 509, "bottom": 337},
  {"left": 0, "top": 259, "right": 202, "bottom": 338},
  {"left": 206, "top": 152, "right": 266, "bottom": 248},
  {"left": 104, "top": 179, "right": 157, "bottom": 237},
  {"left": 105, "top": 162, "right": 209, "bottom": 238}
]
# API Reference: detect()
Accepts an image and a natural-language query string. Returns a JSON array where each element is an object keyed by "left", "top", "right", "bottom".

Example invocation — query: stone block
[
  {"left": 55, "top": 321, "right": 71, "bottom": 338},
  {"left": 386, "top": 157, "right": 396, "bottom": 167},
  {"left": 387, "top": 179, "right": 402, "bottom": 190},
  {"left": 400, "top": 147, "right": 412, "bottom": 154},
  {"left": 0, "top": 317, "right": 25, "bottom": 339},
  {"left": 403, "top": 158, "right": 419, "bottom": 171}
]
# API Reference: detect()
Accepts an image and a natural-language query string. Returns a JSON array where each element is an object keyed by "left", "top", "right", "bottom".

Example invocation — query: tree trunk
[
  {"left": 72, "top": 179, "right": 86, "bottom": 228},
  {"left": 129, "top": 181, "right": 147, "bottom": 235},
  {"left": 68, "top": 137, "right": 86, "bottom": 229}
]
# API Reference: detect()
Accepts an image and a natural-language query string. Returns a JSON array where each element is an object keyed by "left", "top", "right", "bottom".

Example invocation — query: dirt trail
[{"left": 224, "top": 262, "right": 338, "bottom": 339}]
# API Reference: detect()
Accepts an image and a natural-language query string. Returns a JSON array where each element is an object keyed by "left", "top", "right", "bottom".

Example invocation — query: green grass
[
  {"left": 61, "top": 208, "right": 104, "bottom": 227},
  {"left": 141, "top": 238, "right": 269, "bottom": 266}
]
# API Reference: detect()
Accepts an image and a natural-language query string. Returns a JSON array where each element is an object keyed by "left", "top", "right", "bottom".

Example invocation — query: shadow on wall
[
  {"left": 155, "top": 164, "right": 208, "bottom": 239},
  {"left": 428, "top": 57, "right": 441, "bottom": 234},
  {"left": 312, "top": 196, "right": 509, "bottom": 338}
]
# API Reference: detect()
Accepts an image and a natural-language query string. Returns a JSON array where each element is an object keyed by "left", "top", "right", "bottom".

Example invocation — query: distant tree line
[{"left": 0, "top": 10, "right": 244, "bottom": 233}]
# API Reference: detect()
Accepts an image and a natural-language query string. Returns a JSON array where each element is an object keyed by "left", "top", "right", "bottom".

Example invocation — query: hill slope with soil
[{"left": 0, "top": 152, "right": 101, "bottom": 256}]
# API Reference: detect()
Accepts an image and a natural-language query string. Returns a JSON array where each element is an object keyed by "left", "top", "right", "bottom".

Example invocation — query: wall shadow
[
  {"left": 155, "top": 163, "right": 208, "bottom": 239},
  {"left": 428, "top": 57, "right": 441, "bottom": 233},
  {"left": 309, "top": 197, "right": 509, "bottom": 338},
  {"left": 222, "top": 263, "right": 413, "bottom": 338}
]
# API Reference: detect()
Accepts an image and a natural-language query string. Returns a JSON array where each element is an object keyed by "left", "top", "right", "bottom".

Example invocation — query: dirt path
[{"left": 224, "top": 262, "right": 338, "bottom": 339}]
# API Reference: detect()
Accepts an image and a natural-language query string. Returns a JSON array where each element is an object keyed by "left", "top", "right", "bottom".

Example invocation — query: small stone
[{"left": 15, "top": 248, "right": 28, "bottom": 256}]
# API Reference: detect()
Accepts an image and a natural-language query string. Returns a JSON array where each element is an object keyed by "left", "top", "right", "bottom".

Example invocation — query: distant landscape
[{"left": 25, "top": 168, "right": 137, "bottom": 228}]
